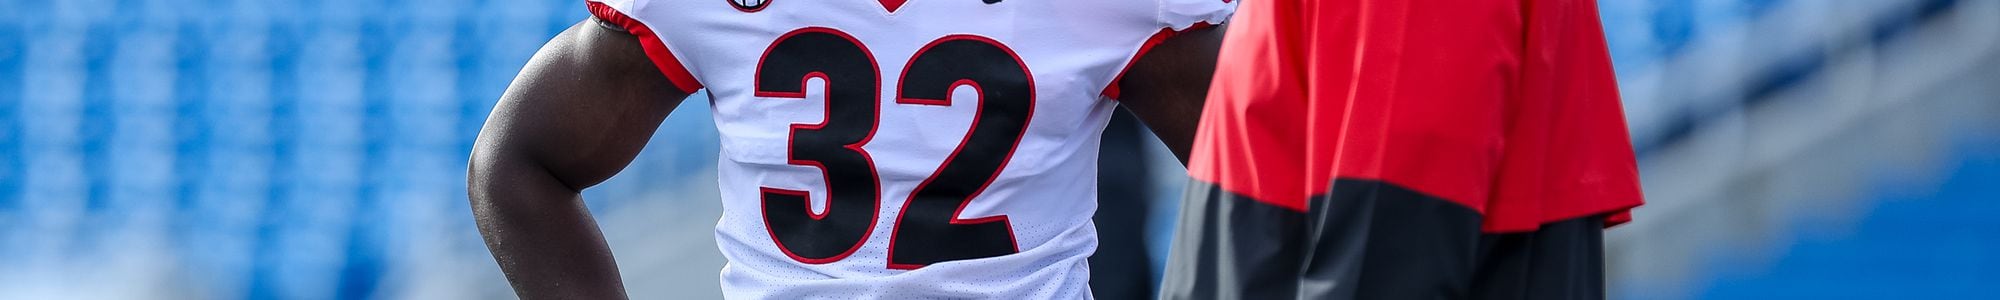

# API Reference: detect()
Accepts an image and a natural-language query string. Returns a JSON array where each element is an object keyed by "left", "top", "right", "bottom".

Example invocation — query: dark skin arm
[
  {"left": 468, "top": 19, "right": 689, "bottom": 300},
  {"left": 1115, "top": 24, "right": 1228, "bottom": 165}
]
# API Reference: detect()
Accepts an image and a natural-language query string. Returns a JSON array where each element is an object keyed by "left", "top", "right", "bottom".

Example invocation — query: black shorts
[{"left": 1160, "top": 179, "right": 1609, "bottom": 300}]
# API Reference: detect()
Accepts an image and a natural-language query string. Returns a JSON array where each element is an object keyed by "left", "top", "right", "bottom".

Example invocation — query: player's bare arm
[
  {"left": 467, "top": 19, "right": 690, "bottom": 300},
  {"left": 1114, "top": 24, "right": 1227, "bottom": 165}
]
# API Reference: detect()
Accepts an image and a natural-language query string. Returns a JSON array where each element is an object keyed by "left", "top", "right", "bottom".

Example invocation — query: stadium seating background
[{"left": 0, "top": 0, "right": 1993, "bottom": 299}]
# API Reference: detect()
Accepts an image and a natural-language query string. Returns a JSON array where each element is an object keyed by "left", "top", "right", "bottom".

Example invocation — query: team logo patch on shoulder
[{"left": 730, "top": 0, "right": 769, "bottom": 12}]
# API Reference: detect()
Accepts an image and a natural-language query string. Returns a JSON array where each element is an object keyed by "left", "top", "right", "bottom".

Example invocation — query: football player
[{"left": 468, "top": 0, "right": 1233, "bottom": 298}]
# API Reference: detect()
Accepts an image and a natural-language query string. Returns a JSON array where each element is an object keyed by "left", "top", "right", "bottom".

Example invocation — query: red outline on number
[
  {"left": 885, "top": 34, "right": 1030, "bottom": 270},
  {"left": 758, "top": 188, "right": 827, "bottom": 220},
  {"left": 752, "top": 27, "right": 885, "bottom": 265},
  {"left": 894, "top": 79, "right": 979, "bottom": 106}
]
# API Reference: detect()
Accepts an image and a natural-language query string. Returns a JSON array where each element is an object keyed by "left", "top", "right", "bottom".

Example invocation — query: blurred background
[{"left": 0, "top": 0, "right": 1994, "bottom": 299}]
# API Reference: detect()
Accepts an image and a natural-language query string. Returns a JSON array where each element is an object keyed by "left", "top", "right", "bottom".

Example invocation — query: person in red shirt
[{"left": 1162, "top": 0, "right": 1645, "bottom": 298}]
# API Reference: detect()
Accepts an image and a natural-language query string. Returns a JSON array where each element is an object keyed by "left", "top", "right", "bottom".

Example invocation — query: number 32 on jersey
[{"left": 753, "top": 27, "right": 1034, "bottom": 270}]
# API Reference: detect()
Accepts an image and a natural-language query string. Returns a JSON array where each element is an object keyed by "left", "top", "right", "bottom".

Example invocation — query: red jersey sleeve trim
[
  {"left": 1101, "top": 22, "right": 1214, "bottom": 100},
  {"left": 587, "top": 1, "right": 704, "bottom": 94}
]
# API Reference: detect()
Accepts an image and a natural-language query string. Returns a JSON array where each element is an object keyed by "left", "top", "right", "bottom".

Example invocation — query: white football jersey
[{"left": 584, "top": 0, "right": 1232, "bottom": 298}]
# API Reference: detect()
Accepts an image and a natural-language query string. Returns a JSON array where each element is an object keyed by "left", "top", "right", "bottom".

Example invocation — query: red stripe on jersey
[
  {"left": 588, "top": 2, "right": 705, "bottom": 94},
  {"left": 1101, "top": 22, "right": 1214, "bottom": 100},
  {"left": 1187, "top": 0, "right": 1642, "bottom": 232}
]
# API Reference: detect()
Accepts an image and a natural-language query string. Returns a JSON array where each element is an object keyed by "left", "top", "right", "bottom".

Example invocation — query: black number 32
[{"left": 753, "top": 27, "right": 1033, "bottom": 270}]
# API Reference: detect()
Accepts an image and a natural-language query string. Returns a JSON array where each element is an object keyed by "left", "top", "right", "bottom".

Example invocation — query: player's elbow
[
  {"left": 467, "top": 134, "right": 568, "bottom": 201},
  {"left": 466, "top": 135, "right": 597, "bottom": 201},
  {"left": 466, "top": 140, "right": 519, "bottom": 208},
  {"left": 466, "top": 144, "right": 512, "bottom": 226},
  {"left": 467, "top": 143, "right": 581, "bottom": 230}
]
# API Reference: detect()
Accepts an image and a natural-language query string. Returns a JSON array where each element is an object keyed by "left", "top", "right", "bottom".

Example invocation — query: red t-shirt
[{"left": 1187, "top": 0, "right": 1643, "bottom": 232}]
